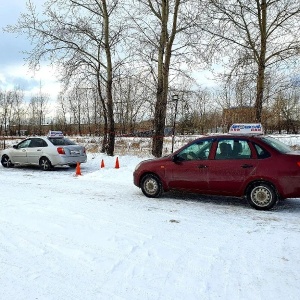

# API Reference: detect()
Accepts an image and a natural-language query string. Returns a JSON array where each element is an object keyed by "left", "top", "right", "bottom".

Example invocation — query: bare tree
[
  {"left": 202, "top": 0, "right": 300, "bottom": 122},
  {"left": 0, "top": 91, "right": 11, "bottom": 136},
  {"left": 0, "top": 88, "right": 26, "bottom": 136},
  {"left": 28, "top": 89, "right": 49, "bottom": 135},
  {"left": 270, "top": 88, "right": 300, "bottom": 133},
  {"left": 11, "top": 88, "right": 25, "bottom": 136},
  {"left": 128, "top": 0, "right": 202, "bottom": 157},
  {"left": 7, "top": 0, "right": 127, "bottom": 155},
  {"left": 55, "top": 92, "right": 69, "bottom": 132},
  {"left": 113, "top": 70, "right": 156, "bottom": 135}
]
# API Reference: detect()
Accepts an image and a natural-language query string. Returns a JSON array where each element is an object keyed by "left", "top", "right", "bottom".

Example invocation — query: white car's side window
[
  {"left": 30, "top": 138, "right": 47, "bottom": 147},
  {"left": 18, "top": 140, "right": 31, "bottom": 149}
]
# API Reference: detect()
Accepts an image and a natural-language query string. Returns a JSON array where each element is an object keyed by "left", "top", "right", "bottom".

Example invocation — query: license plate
[{"left": 71, "top": 150, "right": 80, "bottom": 155}]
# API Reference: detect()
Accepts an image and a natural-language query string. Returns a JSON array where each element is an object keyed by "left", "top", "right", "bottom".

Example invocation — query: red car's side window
[
  {"left": 177, "top": 139, "right": 213, "bottom": 161},
  {"left": 215, "top": 139, "right": 251, "bottom": 159},
  {"left": 253, "top": 143, "right": 271, "bottom": 159}
]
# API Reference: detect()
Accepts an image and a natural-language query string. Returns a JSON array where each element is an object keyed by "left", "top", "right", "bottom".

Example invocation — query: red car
[{"left": 133, "top": 133, "right": 300, "bottom": 210}]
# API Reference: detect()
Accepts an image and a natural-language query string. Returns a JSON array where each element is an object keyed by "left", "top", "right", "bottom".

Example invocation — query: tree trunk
[
  {"left": 255, "top": 64, "right": 265, "bottom": 122},
  {"left": 96, "top": 70, "right": 109, "bottom": 153},
  {"left": 152, "top": 80, "right": 168, "bottom": 157},
  {"left": 102, "top": 0, "right": 115, "bottom": 156},
  {"left": 255, "top": 0, "right": 267, "bottom": 122},
  {"left": 152, "top": 0, "right": 179, "bottom": 157}
]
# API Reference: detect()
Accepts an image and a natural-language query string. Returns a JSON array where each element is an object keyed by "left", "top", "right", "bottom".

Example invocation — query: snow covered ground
[{"left": 1, "top": 137, "right": 300, "bottom": 300}]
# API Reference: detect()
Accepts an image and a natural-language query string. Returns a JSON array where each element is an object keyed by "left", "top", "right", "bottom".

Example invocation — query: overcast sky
[
  {"left": 0, "top": 0, "right": 218, "bottom": 107},
  {"left": 0, "top": 0, "right": 59, "bottom": 102}
]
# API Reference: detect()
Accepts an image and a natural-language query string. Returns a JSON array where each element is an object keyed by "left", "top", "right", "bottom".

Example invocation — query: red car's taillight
[
  {"left": 57, "top": 147, "right": 65, "bottom": 154},
  {"left": 297, "top": 162, "right": 300, "bottom": 167}
]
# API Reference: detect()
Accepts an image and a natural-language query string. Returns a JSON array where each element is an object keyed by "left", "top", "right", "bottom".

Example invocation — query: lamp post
[{"left": 171, "top": 94, "right": 179, "bottom": 153}]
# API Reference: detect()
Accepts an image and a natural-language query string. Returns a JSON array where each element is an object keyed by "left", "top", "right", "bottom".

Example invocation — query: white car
[{"left": 1, "top": 131, "right": 87, "bottom": 171}]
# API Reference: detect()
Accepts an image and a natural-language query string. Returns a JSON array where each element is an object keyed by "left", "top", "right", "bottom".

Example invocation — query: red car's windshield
[{"left": 261, "top": 136, "right": 292, "bottom": 153}]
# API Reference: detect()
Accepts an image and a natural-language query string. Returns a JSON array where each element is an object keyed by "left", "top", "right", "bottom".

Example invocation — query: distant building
[{"left": 223, "top": 106, "right": 256, "bottom": 127}]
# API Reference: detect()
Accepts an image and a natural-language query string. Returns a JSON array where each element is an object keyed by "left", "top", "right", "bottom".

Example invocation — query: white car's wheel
[
  {"left": 1, "top": 155, "right": 14, "bottom": 168},
  {"left": 39, "top": 157, "right": 53, "bottom": 171}
]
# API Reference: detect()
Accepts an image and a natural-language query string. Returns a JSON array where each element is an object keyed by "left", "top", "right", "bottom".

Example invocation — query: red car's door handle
[
  {"left": 241, "top": 164, "right": 253, "bottom": 168},
  {"left": 198, "top": 164, "right": 208, "bottom": 169}
]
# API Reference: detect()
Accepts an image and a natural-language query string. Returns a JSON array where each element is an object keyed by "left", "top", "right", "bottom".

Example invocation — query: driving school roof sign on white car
[
  {"left": 229, "top": 123, "right": 264, "bottom": 134},
  {"left": 47, "top": 130, "right": 64, "bottom": 138}
]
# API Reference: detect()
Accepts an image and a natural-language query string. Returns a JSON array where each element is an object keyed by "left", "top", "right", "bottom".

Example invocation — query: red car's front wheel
[{"left": 141, "top": 174, "right": 163, "bottom": 198}]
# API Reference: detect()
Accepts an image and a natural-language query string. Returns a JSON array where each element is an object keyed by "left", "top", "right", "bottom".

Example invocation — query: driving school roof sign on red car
[{"left": 229, "top": 123, "right": 264, "bottom": 134}]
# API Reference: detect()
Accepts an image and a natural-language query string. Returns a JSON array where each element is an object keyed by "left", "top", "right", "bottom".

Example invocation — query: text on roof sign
[
  {"left": 48, "top": 130, "right": 64, "bottom": 138},
  {"left": 229, "top": 123, "right": 263, "bottom": 134}
]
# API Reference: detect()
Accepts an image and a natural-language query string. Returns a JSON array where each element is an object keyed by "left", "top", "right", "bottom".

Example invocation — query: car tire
[
  {"left": 1, "top": 155, "right": 14, "bottom": 168},
  {"left": 141, "top": 174, "right": 163, "bottom": 198},
  {"left": 39, "top": 157, "right": 53, "bottom": 171},
  {"left": 247, "top": 182, "right": 278, "bottom": 210}
]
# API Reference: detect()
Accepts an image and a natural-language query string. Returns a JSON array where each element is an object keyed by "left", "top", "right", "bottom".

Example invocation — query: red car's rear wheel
[{"left": 247, "top": 182, "right": 278, "bottom": 210}]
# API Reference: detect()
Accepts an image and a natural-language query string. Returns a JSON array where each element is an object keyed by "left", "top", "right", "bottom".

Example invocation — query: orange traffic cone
[
  {"left": 75, "top": 162, "right": 82, "bottom": 176},
  {"left": 115, "top": 157, "right": 120, "bottom": 169},
  {"left": 101, "top": 159, "right": 105, "bottom": 168}
]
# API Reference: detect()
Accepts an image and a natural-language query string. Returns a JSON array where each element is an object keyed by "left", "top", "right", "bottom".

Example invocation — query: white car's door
[
  {"left": 26, "top": 138, "right": 48, "bottom": 165},
  {"left": 10, "top": 139, "right": 31, "bottom": 164}
]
